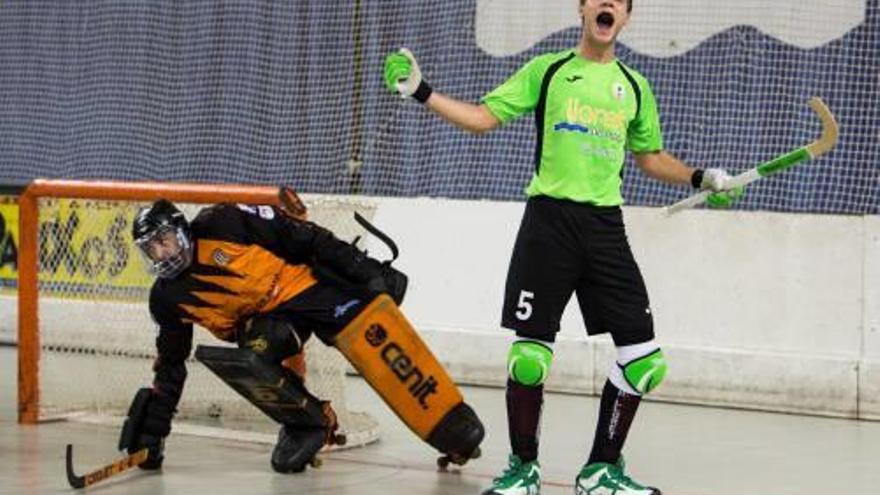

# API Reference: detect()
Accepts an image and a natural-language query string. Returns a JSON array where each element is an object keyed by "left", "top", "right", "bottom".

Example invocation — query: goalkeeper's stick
[
  {"left": 65, "top": 444, "right": 148, "bottom": 489},
  {"left": 664, "top": 97, "right": 839, "bottom": 216}
]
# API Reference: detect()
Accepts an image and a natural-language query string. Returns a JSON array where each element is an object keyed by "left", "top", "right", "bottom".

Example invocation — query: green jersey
[{"left": 482, "top": 49, "right": 663, "bottom": 205}]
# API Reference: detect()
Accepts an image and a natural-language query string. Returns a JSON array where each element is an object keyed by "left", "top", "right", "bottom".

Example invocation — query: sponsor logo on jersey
[
  {"left": 236, "top": 204, "right": 275, "bottom": 220},
  {"left": 212, "top": 248, "right": 231, "bottom": 266},
  {"left": 566, "top": 98, "right": 627, "bottom": 131},
  {"left": 580, "top": 142, "right": 619, "bottom": 161},
  {"left": 257, "top": 205, "right": 275, "bottom": 220},
  {"left": 555, "top": 98, "right": 627, "bottom": 142},
  {"left": 612, "top": 82, "right": 626, "bottom": 101}
]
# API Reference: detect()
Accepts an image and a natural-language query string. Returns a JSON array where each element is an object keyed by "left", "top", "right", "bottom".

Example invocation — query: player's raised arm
[{"left": 383, "top": 48, "right": 500, "bottom": 134}]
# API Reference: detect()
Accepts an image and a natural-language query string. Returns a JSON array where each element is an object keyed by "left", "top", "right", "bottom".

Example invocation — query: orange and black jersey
[
  {"left": 144, "top": 202, "right": 391, "bottom": 437},
  {"left": 149, "top": 202, "right": 383, "bottom": 343}
]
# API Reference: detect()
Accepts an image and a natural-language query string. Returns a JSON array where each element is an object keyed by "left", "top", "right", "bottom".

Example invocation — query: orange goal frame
[{"left": 17, "top": 179, "right": 305, "bottom": 423}]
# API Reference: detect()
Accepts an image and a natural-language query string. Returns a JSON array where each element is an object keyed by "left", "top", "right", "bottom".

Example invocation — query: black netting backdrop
[{"left": 1, "top": 1, "right": 877, "bottom": 213}]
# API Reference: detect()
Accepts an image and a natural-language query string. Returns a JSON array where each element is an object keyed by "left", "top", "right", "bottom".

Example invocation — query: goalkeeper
[
  {"left": 384, "top": 0, "right": 742, "bottom": 494},
  {"left": 121, "top": 198, "right": 483, "bottom": 474}
]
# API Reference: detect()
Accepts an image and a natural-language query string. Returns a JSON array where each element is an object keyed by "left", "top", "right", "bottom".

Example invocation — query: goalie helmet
[{"left": 132, "top": 199, "right": 193, "bottom": 279}]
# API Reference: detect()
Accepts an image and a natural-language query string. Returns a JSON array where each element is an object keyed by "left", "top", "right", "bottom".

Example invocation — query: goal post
[
  {"left": 17, "top": 179, "right": 282, "bottom": 424},
  {"left": 16, "top": 179, "right": 379, "bottom": 448}
]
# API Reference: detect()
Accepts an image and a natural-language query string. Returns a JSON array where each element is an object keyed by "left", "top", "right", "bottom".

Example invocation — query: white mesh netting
[{"left": 0, "top": 1, "right": 875, "bottom": 213}]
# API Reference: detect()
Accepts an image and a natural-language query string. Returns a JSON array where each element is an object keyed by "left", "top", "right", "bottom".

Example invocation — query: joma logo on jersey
[{"left": 565, "top": 98, "right": 627, "bottom": 134}]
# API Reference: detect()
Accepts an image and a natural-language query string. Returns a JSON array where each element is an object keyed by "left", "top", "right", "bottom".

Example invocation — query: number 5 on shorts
[{"left": 516, "top": 290, "right": 534, "bottom": 321}]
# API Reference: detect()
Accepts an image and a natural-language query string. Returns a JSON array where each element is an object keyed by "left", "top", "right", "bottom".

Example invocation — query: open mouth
[{"left": 596, "top": 12, "right": 615, "bottom": 29}]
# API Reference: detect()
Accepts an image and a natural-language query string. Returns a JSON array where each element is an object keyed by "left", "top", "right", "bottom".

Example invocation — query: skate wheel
[
  {"left": 310, "top": 457, "right": 323, "bottom": 468},
  {"left": 438, "top": 447, "right": 481, "bottom": 470},
  {"left": 333, "top": 434, "right": 347, "bottom": 446}
]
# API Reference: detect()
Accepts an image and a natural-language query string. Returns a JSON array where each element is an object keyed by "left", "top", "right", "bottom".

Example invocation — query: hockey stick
[
  {"left": 663, "top": 97, "right": 839, "bottom": 216},
  {"left": 65, "top": 444, "right": 149, "bottom": 489}
]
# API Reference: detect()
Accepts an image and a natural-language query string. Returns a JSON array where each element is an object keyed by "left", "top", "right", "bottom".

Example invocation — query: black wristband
[
  {"left": 412, "top": 80, "right": 433, "bottom": 104},
  {"left": 690, "top": 169, "right": 704, "bottom": 189}
]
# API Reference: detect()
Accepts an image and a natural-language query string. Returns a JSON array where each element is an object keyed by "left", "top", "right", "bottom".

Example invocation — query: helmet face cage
[
  {"left": 135, "top": 225, "right": 193, "bottom": 279},
  {"left": 132, "top": 201, "right": 193, "bottom": 279}
]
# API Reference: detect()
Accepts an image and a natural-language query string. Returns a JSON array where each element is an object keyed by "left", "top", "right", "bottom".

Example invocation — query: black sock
[
  {"left": 588, "top": 379, "right": 642, "bottom": 465},
  {"left": 506, "top": 378, "right": 544, "bottom": 462}
]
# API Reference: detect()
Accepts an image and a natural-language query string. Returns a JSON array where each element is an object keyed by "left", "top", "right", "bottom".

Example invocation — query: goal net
[
  {"left": 17, "top": 181, "right": 379, "bottom": 448},
  {"left": 0, "top": 2, "right": 876, "bottom": 214}
]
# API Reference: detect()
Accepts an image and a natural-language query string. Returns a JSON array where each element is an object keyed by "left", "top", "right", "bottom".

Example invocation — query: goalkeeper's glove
[
  {"left": 691, "top": 168, "right": 745, "bottom": 208},
  {"left": 118, "top": 388, "right": 168, "bottom": 470},
  {"left": 383, "top": 48, "right": 433, "bottom": 103}
]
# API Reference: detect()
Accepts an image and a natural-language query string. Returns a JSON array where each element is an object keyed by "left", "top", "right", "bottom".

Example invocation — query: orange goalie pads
[{"left": 333, "top": 295, "right": 465, "bottom": 440}]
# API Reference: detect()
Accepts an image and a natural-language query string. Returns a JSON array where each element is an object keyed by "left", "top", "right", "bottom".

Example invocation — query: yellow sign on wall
[
  {"left": 0, "top": 196, "right": 18, "bottom": 286},
  {"left": 0, "top": 195, "right": 153, "bottom": 296}
]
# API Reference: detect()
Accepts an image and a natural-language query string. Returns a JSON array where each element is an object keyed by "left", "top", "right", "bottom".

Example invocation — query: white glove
[
  {"left": 699, "top": 168, "right": 733, "bottom": 192},
  {"left": 690, "top": 168, "right": 745, "bottom": 208},
  {"left": 396, "top": 48, "right": 422, "bottom": 98}
]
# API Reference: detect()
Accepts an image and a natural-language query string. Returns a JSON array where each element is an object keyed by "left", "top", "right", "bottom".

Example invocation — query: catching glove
[{"left": 118, "top": 388, "right": 168, "bottom": 470}]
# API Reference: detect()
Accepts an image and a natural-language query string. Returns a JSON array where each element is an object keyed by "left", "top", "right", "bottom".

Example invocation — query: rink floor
[{"left": 2, "top": 345, "right": 880, "bottom": 495}]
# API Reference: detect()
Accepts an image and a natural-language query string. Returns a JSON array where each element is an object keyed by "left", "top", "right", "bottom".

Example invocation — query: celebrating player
[
  {"left": 384, "top": 0, "right": 742, "bottom": 493},
  {"left": 120, "top": 198, "right": 483, "bottom": 474}
]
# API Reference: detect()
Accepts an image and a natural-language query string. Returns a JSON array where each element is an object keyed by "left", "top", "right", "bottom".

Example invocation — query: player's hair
[{"left": 580, "top": 0, "right": 632, "bottom": 14}]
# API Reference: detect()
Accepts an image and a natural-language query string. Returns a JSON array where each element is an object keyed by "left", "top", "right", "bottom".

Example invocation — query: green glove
[
  {"left": 691, "top": 168, "right": 745, "bottom": 209},
  {"left": 384, "top": 52, "right": 411, "bottom": 92},
  {"left": 706, "top": 186, "right": 745, "bottom": 208},
  {"left": 383, "top": 48, "right": 433, "bottom": 103}
]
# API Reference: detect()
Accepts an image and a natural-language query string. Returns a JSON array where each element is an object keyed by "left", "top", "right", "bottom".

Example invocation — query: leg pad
[
  {"left": 194, "top": 345, "right": 326, "bottom": 428},
  {"left": 333, "top": 295, "right": 484, "bottom": 458}
]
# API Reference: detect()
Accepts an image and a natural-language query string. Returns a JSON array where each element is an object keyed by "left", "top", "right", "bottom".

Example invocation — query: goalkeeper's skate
[{"left": 271, "top": 402, "right": 345, "bottom": 473}]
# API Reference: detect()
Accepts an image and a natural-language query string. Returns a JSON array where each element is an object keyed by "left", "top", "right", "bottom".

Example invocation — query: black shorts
[
  {"left": 501, "top": 196, "right": 654, "bottom": 346},
  {"left": 273, "top": 282, "right": 372, "bottom": 345}
]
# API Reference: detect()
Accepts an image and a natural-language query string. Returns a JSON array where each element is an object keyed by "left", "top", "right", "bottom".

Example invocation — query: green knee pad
[
  {"left": 507, "top": 340, "right": 553, "bottom": 386},
  {"left": 621, "top": 349, "right": 668, "bottom": 394}
]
